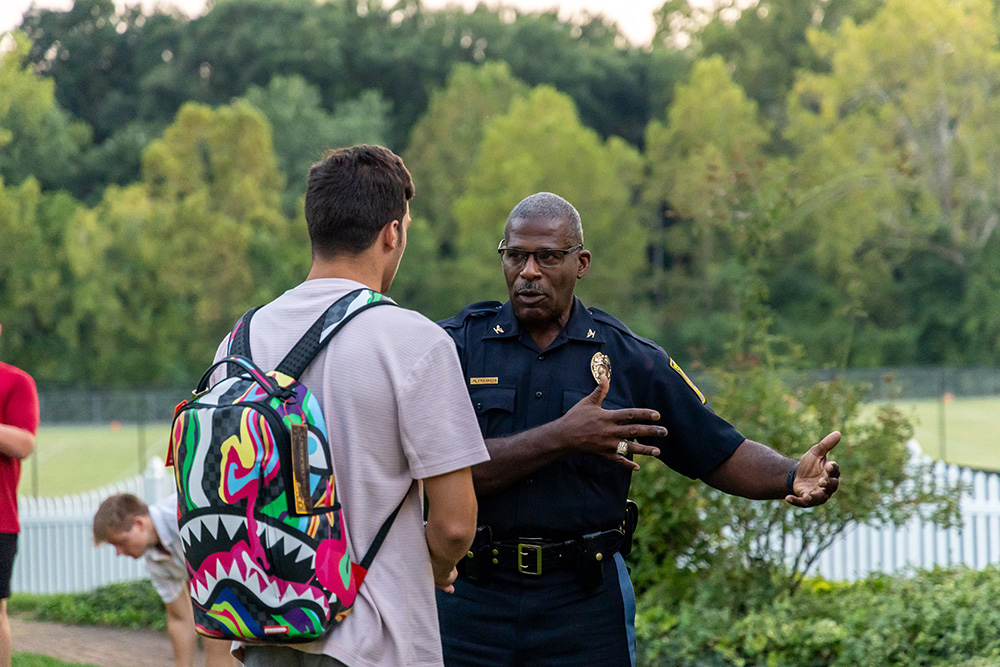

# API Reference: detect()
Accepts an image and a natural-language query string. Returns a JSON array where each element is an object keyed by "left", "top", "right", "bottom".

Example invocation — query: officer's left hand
[
  {"left": 562, "top": 374, "right": 664, "bottom": 470},
  {"left": 785, "top": 431, "right": 841, "bottom": 507}
]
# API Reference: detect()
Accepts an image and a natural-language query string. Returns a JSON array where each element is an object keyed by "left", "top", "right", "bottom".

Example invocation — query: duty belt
[{"left": 464, "top": 528, "right": 624, "bottom": 577}]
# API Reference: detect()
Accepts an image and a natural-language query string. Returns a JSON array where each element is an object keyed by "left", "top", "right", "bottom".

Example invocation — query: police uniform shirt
[{"left": 439, "top": 297, "right": 745, "bottom": 541}]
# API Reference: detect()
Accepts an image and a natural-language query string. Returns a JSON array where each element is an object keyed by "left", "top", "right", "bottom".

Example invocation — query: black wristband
[{"left": 786, "top": 462, "right": 799, "bottom": 494}]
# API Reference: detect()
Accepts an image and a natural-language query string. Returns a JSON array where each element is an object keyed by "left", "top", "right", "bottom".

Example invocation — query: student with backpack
[
  {"left": 92, "top": 493, "right": 237, "bottom": 667},
  {"left": 184, "top": 145, "right": 488, "bottom": 666}
]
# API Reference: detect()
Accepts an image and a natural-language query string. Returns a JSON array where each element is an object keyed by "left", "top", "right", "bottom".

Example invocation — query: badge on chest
[{"left": 590, "top": 352, "right": 611, "bottom": 383}]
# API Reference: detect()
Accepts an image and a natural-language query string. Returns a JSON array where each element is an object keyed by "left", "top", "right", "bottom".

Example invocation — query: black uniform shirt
[{"left": 439, "top": 297, "right": 745, "bottom": 540}]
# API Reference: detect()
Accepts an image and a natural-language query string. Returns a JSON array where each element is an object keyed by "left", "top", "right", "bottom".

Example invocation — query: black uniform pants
[{"left": 436, "top": 552, "right": 636, "bottom": 667}]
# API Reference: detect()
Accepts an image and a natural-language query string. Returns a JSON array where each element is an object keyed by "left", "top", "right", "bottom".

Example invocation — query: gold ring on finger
[{"left": 617, "top": 441, "right": 630, "bottom": 456}]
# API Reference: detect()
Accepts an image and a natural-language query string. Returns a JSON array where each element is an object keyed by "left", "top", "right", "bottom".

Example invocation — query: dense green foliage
[
  {"left": 9, "top": 580, "right": 166, "bottom": 630},
  {"left": 3, "top": 0, "right": 1000, "bottom": 386},
  {"left": 12, "top": 568, "right": 1000, "bottom": 667},
  {"left": 626, "top": 356, "right": 961, "bottom": 605},
  {"left": 636, "top": 566, "right": 1000, "bottom": 666}
]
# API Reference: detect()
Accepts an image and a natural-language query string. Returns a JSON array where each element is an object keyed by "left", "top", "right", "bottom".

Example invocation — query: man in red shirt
[{"left": 0, "top": 322, "right": 39, "bottom": 667}]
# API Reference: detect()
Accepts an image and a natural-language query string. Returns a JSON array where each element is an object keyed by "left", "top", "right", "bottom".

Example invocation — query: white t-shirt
[
  {"left": 214, "top": 278, "right": 489, "bottom": 667},
  {"left": 144, "top": 493, "right": 187, "bottom": 605}
]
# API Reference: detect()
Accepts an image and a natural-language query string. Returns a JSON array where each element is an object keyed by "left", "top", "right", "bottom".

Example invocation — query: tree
[
  {"left": 0, "top": 33, "right": 88, "bottom": 378},
  {"left": 67, "top": 101, "right": 302, "bottom": 384},
  {"left": 0, "top": 31, "right": 92, "bottom": 197},
  {"left": 444, "top": 86, "right": 648, "bottom": 324},
  {"left": 79, "top": 120, "right": 166, "bottom": 204},
  {"left": 19, "top": 0, "right": 183, "bottom": 142},
  {"left": 644, "top": 55, "right": 788, "bottom": 363},
  {"left": 404, "top": 62, "right": 529, "bottom": 257},
  {"left": 0, "top": 176, "right": 80, "bottom": 381},
  {"left": 631, "top": 40, "right": 961, "bottom": 604},
  {"left": 962, "top": 233, "right": 1000, "bottom": 363},
  {"left": 783, "top": 0, "right": 1000, "bottom": 365},
  {"left": 433, "top": 7, "right": 656, "bottom": 146},
  {"left": 654, "top": 0, "right": 883, "bottom": 133},
  {"left": 18, "top": 2, "right": 186, "bottom": 201},
  {"left": 244, "top": 75, "right": 390, "bottom": 215},
  {"left": 17, "top": 0, "right": 678, "bottom": 157}
]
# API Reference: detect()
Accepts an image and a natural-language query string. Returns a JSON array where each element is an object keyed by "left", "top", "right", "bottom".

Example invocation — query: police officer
[{"left": 435, "top": 192, "right": 841, "bottom": 666}]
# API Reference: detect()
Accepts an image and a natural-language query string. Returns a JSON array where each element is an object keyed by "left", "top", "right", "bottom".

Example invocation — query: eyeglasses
[{"left": 497, "top": 241, "right": 583, "bottom": 269}]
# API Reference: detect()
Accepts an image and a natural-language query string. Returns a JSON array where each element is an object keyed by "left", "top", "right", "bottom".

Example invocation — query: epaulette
[
  {"left": 589, "top": 308, "right": 661, "bottom": 351},
  {"left": 438, "top": 301, "right": 503, "bottom": 329}
]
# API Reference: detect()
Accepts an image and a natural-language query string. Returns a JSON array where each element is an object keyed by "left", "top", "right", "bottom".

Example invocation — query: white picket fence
[
  {"left": 812, "top": 454, "right": 1000, "bottom": 581},
  {"left": 13, "top": 456, "right": 175, "bottom": 595},
  {"left": 11, "top": 446, "right": 1000, "bottom": 594}
]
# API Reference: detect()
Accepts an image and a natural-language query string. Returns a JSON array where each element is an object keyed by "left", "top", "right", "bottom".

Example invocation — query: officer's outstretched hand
[
  {"left": 785, "top": 431, "right": 841, "bottom": 508},
  {"left": 562, "top": 374, "right": 665, "bottom": 470}
]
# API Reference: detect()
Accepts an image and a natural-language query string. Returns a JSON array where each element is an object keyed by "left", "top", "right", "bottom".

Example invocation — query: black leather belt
[
  {"left": 487, "top": 529, "right": 624, "bottom": 576},
  {"left": 494, "top": 539, "right": 576, "bottom": 575}
]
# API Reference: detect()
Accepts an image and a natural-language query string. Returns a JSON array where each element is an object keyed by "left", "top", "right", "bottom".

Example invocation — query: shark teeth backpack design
[{"left": 169, "top": 288, "right": 400, "bottom": 643}]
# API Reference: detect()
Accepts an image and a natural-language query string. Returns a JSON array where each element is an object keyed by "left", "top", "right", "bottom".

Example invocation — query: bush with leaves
[
  {"left": 636, "top": 566, "right": 1000, "bottom": 666},
  {"left": 627, "top": 358, "right": 963, "bottom": 608},
  {"left": 9, "top": 580, "right": 165, "bottom": 631}
]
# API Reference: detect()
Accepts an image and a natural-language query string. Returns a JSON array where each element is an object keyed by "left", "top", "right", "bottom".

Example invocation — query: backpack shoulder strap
[
  {"left": 276, "top": 288, "right": 396, "bottom": 380},
  {"left": 226, "top": 306, "right": 263, "bottom": 375},
  {"left": 359, "top": 492, "right": 408, "bottom": 570}
]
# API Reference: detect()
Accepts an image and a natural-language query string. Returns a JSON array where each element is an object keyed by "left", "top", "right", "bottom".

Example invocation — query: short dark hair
[
  {"left": 93, "top": 493, "right": 149, "bottom": 544},
  {"left": 305, "top": 145, "right": 415, "bottom": 258},
  {"left": 504, "top": 192, "right": 583, "bottom": 245}
]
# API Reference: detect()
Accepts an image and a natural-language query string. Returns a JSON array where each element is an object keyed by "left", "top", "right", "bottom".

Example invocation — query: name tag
[{"left": 470, "top": 377, "right": 499, "bottom": 385}]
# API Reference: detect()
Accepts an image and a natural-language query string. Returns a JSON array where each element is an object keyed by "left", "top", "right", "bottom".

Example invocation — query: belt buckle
[{"left": 517, "top": 542, "right": 543, "bottom": 575}]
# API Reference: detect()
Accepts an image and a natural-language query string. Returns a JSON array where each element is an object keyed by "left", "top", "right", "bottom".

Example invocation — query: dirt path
[{"left": 11, "top": 615, "right": 201, "bottom": 667}]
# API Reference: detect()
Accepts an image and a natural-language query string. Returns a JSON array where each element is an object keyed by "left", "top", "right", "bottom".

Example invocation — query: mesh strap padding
[
  {"left": 275, "top": 288, "right": 395, "bottom": 380},
  {"left": 226, "top": 306, "right": 261, "bottom": 377}
]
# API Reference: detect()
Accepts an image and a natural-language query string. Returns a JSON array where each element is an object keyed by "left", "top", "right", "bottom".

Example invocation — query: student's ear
[
  {"left": 380, "top": 219, "right": 402, "bottom": 251},
  {"left": 135, "top": 514, "right": 156, "bottom": 541}
]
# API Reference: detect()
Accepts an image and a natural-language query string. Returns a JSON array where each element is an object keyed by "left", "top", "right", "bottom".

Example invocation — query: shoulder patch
[
  {"left": 438, "top": 301, "right": 503, "bottom": 329},
  {"left": 670, "top": 358, "right": 706, "bottom": 404}
]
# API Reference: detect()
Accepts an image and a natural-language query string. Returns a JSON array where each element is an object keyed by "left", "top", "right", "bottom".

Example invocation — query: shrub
[
  {"left": 627, "top": 360, "right": 962, "bottom": 609},
  {"left": 8, "top": 580, "right": 165, "bottom": 631},
  {"left": 636, "top": 565, "right": 1000, "bottom": 666}
]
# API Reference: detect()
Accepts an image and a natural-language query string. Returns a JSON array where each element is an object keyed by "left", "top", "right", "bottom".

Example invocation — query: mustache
[{"left": 515, "top": 282, "right": 545, "bottom": 294}]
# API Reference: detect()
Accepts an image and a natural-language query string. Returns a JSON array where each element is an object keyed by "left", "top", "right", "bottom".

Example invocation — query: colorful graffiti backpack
[{"left": 169, "top": 288, "right": 399, "bottom": 643}]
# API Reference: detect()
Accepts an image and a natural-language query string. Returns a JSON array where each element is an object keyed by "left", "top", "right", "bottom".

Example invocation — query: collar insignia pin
[
  {"left": 494, "top": 325, "right": 504, "bottom": 334},
  {"left": 587, "top": 329, "right": 595, "bottom": 338},
  {"left": 590, "top": 352, "right": 611, "bottom": 384}
]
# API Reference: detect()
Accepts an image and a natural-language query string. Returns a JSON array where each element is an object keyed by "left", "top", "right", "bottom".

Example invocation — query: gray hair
[{"left": 504, "top": 192, "right": 583, "bottom": 245}]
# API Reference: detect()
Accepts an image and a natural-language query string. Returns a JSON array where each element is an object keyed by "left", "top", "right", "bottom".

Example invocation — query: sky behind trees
[{"left": 1, "top": 0, "right": 669, "bottom": 45}]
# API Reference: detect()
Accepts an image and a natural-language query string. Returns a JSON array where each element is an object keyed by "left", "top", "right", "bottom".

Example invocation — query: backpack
[{"left": 168, "top": 288, "right": 398, "bottom": 643}]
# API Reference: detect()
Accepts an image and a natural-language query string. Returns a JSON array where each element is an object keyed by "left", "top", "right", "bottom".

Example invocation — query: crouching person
[{"left": 93, "top": 493, "right": 236, "bottom": 667}]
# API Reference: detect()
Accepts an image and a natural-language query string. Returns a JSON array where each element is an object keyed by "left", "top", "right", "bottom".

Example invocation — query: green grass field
[
  {"left": 887, "top": 397, "right": 1000, "bottom": 471},
  {"left": 24, "top": 422, "right": 171, "bottom": 497},
  {"left": 21, "top": 396, "right": 1000, "bottom": 497}
]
